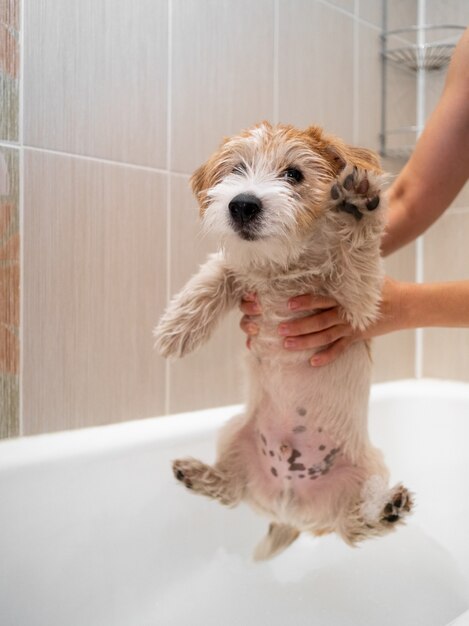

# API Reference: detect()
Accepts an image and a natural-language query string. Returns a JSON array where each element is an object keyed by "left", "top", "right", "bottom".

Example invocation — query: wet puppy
[{"left": 154, "top": 122, "right": 413, "bottom": 560}]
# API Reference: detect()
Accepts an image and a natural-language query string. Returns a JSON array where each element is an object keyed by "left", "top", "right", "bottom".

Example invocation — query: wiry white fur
[
  {"left": 154, "top": 123, "right": 413, "bottom": 559},
  {"left": 203, "top": 150, "right": 328, "bottom": 270}
]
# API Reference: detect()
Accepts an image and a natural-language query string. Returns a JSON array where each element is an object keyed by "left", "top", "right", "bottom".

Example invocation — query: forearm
[
  {"left": 399, "top": 281, "right": 469, "bottom": 330},
  {"left": 381, "top": 28, "right": 469, "bottom": 257}
]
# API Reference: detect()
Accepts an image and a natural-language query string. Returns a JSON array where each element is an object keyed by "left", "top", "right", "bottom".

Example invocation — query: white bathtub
[{"left": 1, "top": 379, "right": 469, "bottom": 626}]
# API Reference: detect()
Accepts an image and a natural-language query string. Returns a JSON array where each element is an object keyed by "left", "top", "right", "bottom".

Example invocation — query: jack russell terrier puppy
[{"left": 154, "top": 122, "right": 413, "bottom": 560}]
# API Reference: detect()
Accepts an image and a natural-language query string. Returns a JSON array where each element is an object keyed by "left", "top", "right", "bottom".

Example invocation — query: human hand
[
  {"left": 239, "top": 277, "right": 405, "bottom": 365},
  {"left": 239, "top": 293, "right": 263, "bottom": 349}
]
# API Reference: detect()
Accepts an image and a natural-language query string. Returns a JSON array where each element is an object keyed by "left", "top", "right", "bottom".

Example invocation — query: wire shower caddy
[{"left": 380, "top": 20, "right": 465, "bottom": 158}]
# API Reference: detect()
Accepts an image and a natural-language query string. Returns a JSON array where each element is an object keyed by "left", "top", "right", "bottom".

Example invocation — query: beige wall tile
[
  {"left": 167, "top": 175, "right": 244, "bottom": 413},
  {"left": 23, "top": 0, "right": 168, "bottom": 167},
  {"left": 23, "top": 150, "right": 167, "bottom": 434},
  {"left": 359, "top": 0, "right": 418, "bottom": 29},
  {"left": 373, "top": 241, "right": 417, "bottom": 382},
  {"left": 386, "top": 1, "right": 418, "bottom": 34},
  {"left": 278, "top": 0, "right": 355, "bottom": 142},
  {"left": 424, "top": 211, "right": 469, "bottom": 282},
  {"left": 171, "top": 0, "right": 274, "bottom": 174},
  {"left": 424, "top": 327, "right": 469, "bottom": 382},
  {"left": 452, "top": 181, "right": 469, "bottom": 211},
  {"left": 425, "top": 0, "right": 469, "bottom": 28},
  {"left": 357, "top": 23, "right": 381, "bottom": 151},
  {"left": 422, "top": 211, "right": 469, "bottom": 381},
  {"left": 358, "top": 0, "right": 382, "bottom": 27}
]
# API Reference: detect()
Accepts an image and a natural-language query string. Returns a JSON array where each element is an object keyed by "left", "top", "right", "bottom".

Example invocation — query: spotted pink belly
[{"left": 254, "top": 412, "right": 346, "bottom": 487}]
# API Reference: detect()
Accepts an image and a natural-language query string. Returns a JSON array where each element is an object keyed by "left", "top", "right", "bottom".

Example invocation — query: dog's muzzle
[{"left": 228, "top": 193, "right": 262, "bottom": 240}]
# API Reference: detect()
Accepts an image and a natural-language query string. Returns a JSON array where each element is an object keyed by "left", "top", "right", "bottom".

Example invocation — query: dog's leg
[
  {"left": 172, "top": 457, "right": 245, "bottom": 507},
  {"left": 325, "top": 165, "right": 387, "bottom": 331},
  {"left": 253, "top": 523, "right": 300, "bottom": 561},
  {"left": 154, "top": 252, "right": 238, "bottom": 358},
  {"left": 338, "top": 476, "right": 414, "bottom": 544}
]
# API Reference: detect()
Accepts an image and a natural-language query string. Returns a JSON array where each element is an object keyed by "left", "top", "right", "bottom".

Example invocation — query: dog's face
[{"left": 191, "top": 122, "right": 380, "bottom": 267}]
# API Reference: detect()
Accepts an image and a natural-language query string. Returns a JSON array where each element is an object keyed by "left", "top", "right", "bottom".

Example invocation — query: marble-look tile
[
  {"left": 22, "top": 150, "right": 167, "bottom": 434},
  {"left": 0, "top": 0, "right": 20, "bottom": 141},
  {"left": 24, "top": 0, "right": 168, "bottom": 167},
  {"left": 0, "top": 146, "right": 19, "bottom": 437}
]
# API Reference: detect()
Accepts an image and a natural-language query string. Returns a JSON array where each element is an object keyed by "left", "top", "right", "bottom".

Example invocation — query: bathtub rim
[{"left": 1, "top": 377, "right": 469, "bottom": 471}]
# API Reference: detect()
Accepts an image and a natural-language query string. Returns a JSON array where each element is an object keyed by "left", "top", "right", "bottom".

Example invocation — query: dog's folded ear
[
  {"left": 190, "top": 137, "right": 231, "bottom": 214},
  {"left": 304, "top": 125, "right": 382, "bottom": 176}
]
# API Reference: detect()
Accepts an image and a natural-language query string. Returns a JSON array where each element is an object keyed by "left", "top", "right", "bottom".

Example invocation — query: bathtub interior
[{"left": 0, "top": 380, "right": 469, "bottom": 626}]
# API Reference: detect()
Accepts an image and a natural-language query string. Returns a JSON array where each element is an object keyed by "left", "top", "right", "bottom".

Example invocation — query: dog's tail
[{"left": 253, "top": 523, "right": 300, "bottom": 561}]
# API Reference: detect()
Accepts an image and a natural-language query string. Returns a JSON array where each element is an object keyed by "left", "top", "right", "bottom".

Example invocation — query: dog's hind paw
[
  {"left": 172, "top": 458, "right": 204, "bottom": 490},
  {"left": 380, "top": 483, "right": 414, "bottom": 525},
  {"left": 330, "top": 165, "right": 382, "bottom": 222},
  {"left": 172, "top": 458, "right": 241, "bottom": 506}
]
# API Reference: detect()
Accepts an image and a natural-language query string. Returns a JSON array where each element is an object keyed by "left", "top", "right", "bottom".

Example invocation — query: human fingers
[
  {"left": 240, "top": 314, "right": 259, "bottom": 336},
  {"left": 278, "top": 307, "right": 343, "bottom": 337},
  {"left": 283, "top": 323, "right": 352, "bottom": 351},
  {"left": 240, "top": 293, "right": 262, "bottom": 315},
  {"left": 287, "top": 293, "right": 338, "bottom": 312},
  {"left": 309, "top": 336, "right": 355, "bottom": 366}
]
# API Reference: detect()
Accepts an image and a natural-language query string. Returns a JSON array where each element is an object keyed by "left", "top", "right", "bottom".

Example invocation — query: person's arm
[
  {"left": 240, "top": 278, "right": 469, "bottom": 366},
  {"left": 382, "top": 27, "right": 469, "bottom": 256},
  {"left": 240, "top": 28, "right": 469, "bottom": 363}
]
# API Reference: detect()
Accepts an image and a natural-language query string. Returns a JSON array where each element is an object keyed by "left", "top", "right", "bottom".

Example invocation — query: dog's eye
[
  {"left": 281, "top": 168, "right": 303, "bottom": 183},
  {"left": 232, "top": 162, "right": 248, "bottom": 175}
]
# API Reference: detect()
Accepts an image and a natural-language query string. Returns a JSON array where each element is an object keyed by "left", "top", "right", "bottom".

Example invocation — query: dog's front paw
[
  {"left": 330, "top": 165, "right": 382, "bottom": 222},
  {"left": 153, "top": 317, "right": 191, "bottom": 359},
  {"left": 380, "top": 483, "right": 414, "bottom": 525}
]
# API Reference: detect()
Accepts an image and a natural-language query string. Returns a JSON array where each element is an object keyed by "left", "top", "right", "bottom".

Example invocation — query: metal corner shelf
[{"left": 380, "top": 24, "right": 465, "bottom": 158}]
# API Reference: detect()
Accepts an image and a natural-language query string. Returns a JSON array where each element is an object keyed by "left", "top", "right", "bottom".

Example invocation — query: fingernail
[
  {"left": 244, "top": 292, "right": 256, "bottom": 302},
  {"left": 278, "top": 324, "right": 289, "bottom": 336},
  {"left": 288, "top": 300, "right": 300, "bottom": 311},
  {"left": 310, "top": 356, "right": 321, "bottom": 366},
  {"left": 247, "top": 323, "right": 258, "bottom": 335},
  {"left": 284, "top": 338, "right": 296, "bottom": 348},
  {"left": 251, "top": 303, "right": 262, "bottom": 313}
]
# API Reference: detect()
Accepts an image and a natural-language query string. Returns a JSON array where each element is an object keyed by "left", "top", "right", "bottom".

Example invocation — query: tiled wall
[
  {"left": 419, "top": 1, "right": 469, "bottom": 381},
  {"left": 0, "top": 0, "right": 467, "bottom": 437}
]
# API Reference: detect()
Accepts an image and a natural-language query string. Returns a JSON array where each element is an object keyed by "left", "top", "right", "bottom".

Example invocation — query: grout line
[
  {"left": 272, "top": 0, "right": 279, "bottom": 124},
  {"left": 0, "top": 140, "right": 20, "bottom": 149},
  {"left": 316, "top": 0, "right": 354, "bottom": 19},
  {"left": 164, "top": 0, "right": 173, "bottom": 416},
  {"left": 22, "top": 144, "right": 169, "bottom": 175},
  {"left": 317, "top": 0, "right": 382, "bottom": 31},
  {"left": 14, "top": 144, "right": 192, "bottom": 177}
]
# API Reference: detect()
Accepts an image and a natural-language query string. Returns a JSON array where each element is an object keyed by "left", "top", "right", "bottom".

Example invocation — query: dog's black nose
[{"left": 229, "top": 193, "right": 262, "bottom": 224}]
